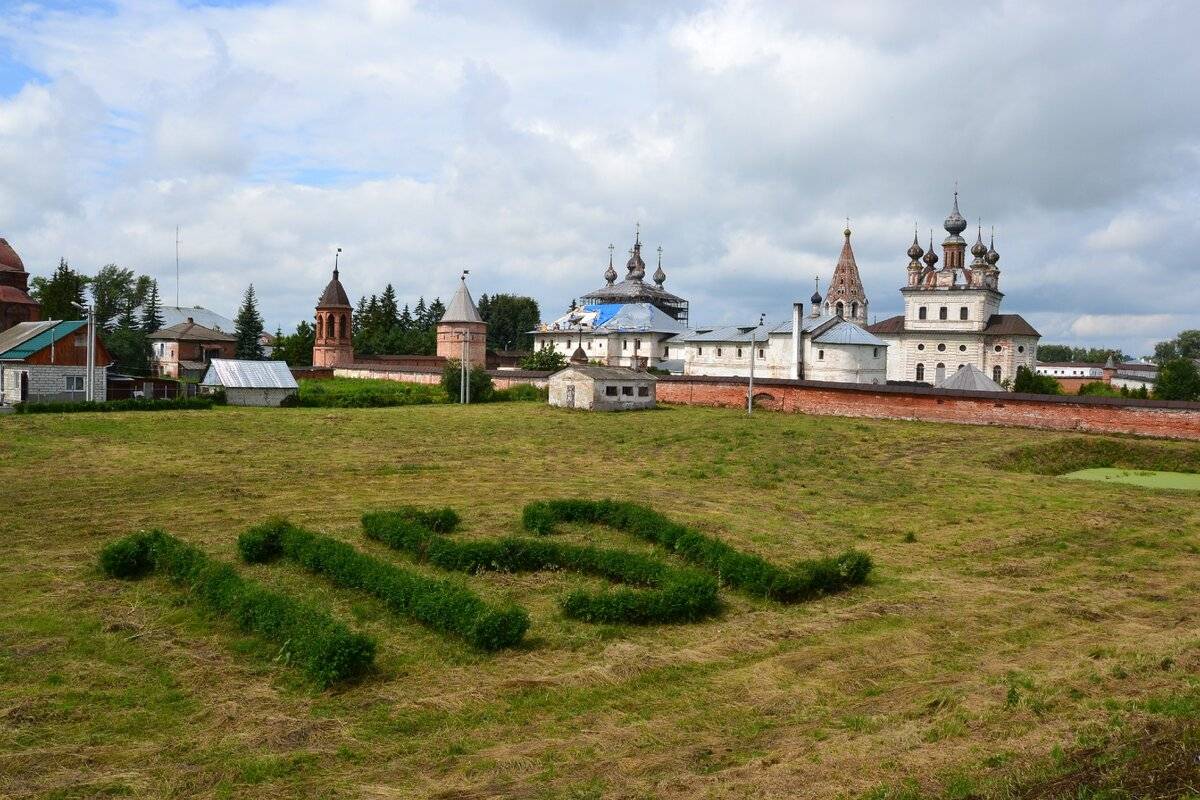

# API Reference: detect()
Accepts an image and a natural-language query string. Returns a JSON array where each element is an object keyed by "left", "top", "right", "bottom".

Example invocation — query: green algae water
[{"left": 1062, "top": 468, "right": 1200, "bottom": 491}]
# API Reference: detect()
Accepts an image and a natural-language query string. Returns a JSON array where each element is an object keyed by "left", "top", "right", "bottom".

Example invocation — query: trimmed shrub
[
  {"left": 16, "top": 396, "right": 214, "bottom": 414},
  {"left": 98, "top": 530, "right": 374, "bottom": 687},
  {"left": 521, "top": 499, "right": 872, "bottom": 602},
  {"left": 239, "top": 519, "right": 528, "bottom": 651},
  {"left": 362, "top": 507, "right": 720, "bottom": 625}
]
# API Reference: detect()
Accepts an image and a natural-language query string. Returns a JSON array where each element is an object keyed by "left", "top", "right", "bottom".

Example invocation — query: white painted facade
[
  {"left": 548, "top": 366, "right": 656, "bottom": 411},
  {"left": 0, "top": 363, "right": 107, "bottom": 404}
]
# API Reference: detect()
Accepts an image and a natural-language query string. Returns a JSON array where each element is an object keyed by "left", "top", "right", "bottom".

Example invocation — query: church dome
[
  {"left": 922, "top": 233, "right": 939, "bottom": 267},
  {"left": 0, "top": 238, "right": 25, "bottom": 273},
  {"left": 907, "top": 231, "right": 924, "bottom": 261},
  {"left": 971, "top": 227, "right": 988, "bottom": 259},
  {"left": 318, "top": 268, "right": 352, "bottom": 308},
  {"left": 943, "top": 192, "right": 967, "bottom": 236},
  {"left": 810, "top": 290, "right": 822, "bottom": 305}
]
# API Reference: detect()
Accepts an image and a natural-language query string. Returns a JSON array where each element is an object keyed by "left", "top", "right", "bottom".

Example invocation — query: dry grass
[{"left": 1, "top": 403, "right": 1198, "bottom": 799}]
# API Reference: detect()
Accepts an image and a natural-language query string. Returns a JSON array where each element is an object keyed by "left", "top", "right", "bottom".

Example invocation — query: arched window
[
  {"left": 915, "top": 363, "right": 925, "bottom": 381},
  {"left": 993, "top": 365, "right": 1002, "bottom": 383},
  {"left": 959, "top": 307, "right": 968, "bottom": 320},
  {"left": 341, "top": 314, "right": 349, "bottom": 339},
  {"left": 939, "top": 307, "right": 948, "bottom": 320},
  {"left": 818, "top": 349, "right": 825, "bottom": 360},
  {"left": 835, "top": 302, "right": 844, "bottom": 318},
  {"left": 316, "top": 316, "right": 323, "bottom": 339},
  {"left": 919, "top": 307, "right": 927, "bottom": 320},
  {"left": 935, "top": 363, "right": 946, "bottom": 383},
  {"left": 851, "top": 301, "right": 859, "bottom": 318}
]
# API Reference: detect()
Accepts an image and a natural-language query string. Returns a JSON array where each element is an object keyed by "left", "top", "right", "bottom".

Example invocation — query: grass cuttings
[
  {"left": 361, "top": 507, "right": 721, "bottom": 624},
  {"left": 98, "top": 530, "right": 375, "bottom": 687},
  {"left": 238, "top": 519, "right": 529, "bottom": 650},
  {"left": 291, "top": 377, "right": 448, "bottom": 407},
  {"left": 522, "top": 499, "right": 872, "bottom": 602},
  {"left": 995, "top": 436, "right": 1200, "bottom": 475}
]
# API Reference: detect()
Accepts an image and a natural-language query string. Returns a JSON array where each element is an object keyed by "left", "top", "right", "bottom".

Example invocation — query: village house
[
  {"left": 148, "top": 318, "right": 236, "bottom": 379},
  {"left": 0, "top": 319, "right": 109, "bottom": 404}
]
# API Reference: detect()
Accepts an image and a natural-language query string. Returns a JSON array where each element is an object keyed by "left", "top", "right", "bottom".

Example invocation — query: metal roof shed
[{"left": 201, "top": 359, "right": 298, "bottom": 407}]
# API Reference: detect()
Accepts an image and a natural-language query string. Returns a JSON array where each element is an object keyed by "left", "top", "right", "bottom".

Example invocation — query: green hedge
[
  {"left": 98, "top": 530, "right": 374, "bottom": 687},
  {"left": 16, "top": 396, "right": 215, "bottom": 414},
  {"left": 238, "top": 520, "right": 528, "bottom": 650},
  {"left": 522, "top": 499, "right": 872, "bottom": 602},
  {"left": 289, "top": 378, "right": 447, "bottom": 408},
  {"left": 362, "top": 508, "right": 720, "bottom": 624}
]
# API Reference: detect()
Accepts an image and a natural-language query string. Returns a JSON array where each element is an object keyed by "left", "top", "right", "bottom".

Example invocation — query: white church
[{"left": 532, "top": 196, "right": 1039, "bottom": 389}]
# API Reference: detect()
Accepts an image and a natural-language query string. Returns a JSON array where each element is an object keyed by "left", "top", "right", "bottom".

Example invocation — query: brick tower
[
  {"left": 0, "top": 236, "right": 40, "bottom": 333},
  {"left": 312, "top": 259, "right": 354, "bottom": 368},
  {"left": 824, "top": 225, "right": 869, "bottom": 324},
  {"left": 436, "top": 274, "right": 487, "bottom": 370}
]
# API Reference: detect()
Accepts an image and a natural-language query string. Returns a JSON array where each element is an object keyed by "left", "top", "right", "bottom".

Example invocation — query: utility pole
[
  {"left": 748, "top": 313, "right": 765, "bottom": 415},
  {"left": 71, "top": 301, "right": 95, "bottom": 402},
  {"left": 175, "top": 226, "right": 181, "bottom": 307}
]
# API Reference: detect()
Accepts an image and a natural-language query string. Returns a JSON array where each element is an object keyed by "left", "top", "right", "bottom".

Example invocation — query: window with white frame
[{"left": 65, "top": 375, "right": 85, "bottom": 391}]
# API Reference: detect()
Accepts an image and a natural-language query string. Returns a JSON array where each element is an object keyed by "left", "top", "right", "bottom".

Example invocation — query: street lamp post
[
  {"left": 748, "top": 313, "right": 766, "bottom": 416},
  {"left": 71, "top": 300, "right": 94, "bottom": 402}
]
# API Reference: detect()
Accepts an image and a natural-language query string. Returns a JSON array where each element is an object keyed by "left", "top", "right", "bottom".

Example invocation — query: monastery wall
[{"left": 655, "top": 375, "right": 1200, "bottom": 441}]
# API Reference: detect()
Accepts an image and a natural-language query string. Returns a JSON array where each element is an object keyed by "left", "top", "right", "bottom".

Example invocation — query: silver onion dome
[
  {"left": 943, "top": 191, "right": 967, "bottom": 236},
  {"left": 604, "top": 246, "right": 617, "bottom": 285},
  {"left": 985, "top": 230, "right": 1000, "bottom": 266}
]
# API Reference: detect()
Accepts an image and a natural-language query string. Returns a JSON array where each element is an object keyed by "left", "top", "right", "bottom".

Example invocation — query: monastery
[{"left": 533, "top": 194, "right": 1039, "bottom": 388}]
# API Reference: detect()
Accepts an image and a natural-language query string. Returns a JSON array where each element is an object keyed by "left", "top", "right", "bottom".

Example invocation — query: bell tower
[{"left": 313, "top": 251, "right": 354, "bottom": 368}]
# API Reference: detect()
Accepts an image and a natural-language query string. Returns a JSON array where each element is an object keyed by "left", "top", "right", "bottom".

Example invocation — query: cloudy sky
[{"left": 1, "top": 0, "right": 1197, "bottom": 355}]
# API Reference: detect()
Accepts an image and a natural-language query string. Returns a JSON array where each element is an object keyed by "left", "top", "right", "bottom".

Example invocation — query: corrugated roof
[
  {"left": 551, "top": 365, "right": 658, "bottom": 381},
  {"left": 865, "top": 315, "right": 906, "bottom": 334},
  {"left": 0, "top": 319, "right": 87, "bottom": 361},
  {"left": 441, "top": 279, "right": 483, "bottom": 323},
  {"left": 137, "top": 306, "right": 236, "bottom": 333},
  {"left": 201, "top": 359, "right": 298, "bottom": 389},
  {"left": 935, "top": 363, "right": 1004, "bottom": 392}
]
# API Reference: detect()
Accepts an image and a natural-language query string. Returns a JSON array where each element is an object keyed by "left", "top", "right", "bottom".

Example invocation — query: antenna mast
[{"left": 175, "top": 225, "right": 180, "bottom": 307}]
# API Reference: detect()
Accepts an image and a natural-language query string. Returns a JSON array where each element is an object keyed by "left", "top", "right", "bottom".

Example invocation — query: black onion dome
[
  {"left": 971, "top": 226, "right": 988, "bottom": 259},
  {"left": 810, "top": 290, "right": 822, "bottom": 305},
  {"left": 922, "top": 233, "right": 939, "bottom": 267},
  {"left": 907, "top": 230, "right": 924, "bottom": 261}
]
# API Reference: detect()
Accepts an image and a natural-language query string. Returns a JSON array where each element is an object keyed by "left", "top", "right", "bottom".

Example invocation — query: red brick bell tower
[
  {"left": 312, "top": 252, "right": 354, "bottom": 368},
  {"left": 435, "top": 273, "right": 487, "bottom": 370}
]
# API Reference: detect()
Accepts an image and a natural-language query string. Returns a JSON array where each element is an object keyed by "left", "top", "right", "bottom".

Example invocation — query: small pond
[{"left": 1062, "top": 467, "right": 1200, "bottom": 492}]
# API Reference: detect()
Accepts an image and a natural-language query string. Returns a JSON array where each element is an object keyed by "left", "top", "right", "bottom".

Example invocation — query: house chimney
[{"left": 791, "top": 302, "right": 803, "bottom": 380}]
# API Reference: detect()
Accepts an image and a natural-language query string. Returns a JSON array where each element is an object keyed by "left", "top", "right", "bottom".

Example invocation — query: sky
[{"left": 0, "top": 0, "right": 1197, "bottom": 357}]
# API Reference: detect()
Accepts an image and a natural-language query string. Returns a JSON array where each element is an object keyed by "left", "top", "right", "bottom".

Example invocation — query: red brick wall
[{"left": 656, "top": 376, "right": 1200, "bottom": 441}]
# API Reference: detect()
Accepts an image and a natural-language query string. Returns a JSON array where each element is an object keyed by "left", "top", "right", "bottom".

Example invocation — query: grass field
[{"left": 1, "top": 403, "right": 1198, "bottom": 799}]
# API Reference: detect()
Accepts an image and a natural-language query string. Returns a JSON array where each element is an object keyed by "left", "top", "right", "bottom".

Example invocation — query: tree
[
  {"left": 520, "top": 346, "right": 568, "bottom": 371},
  {"left": 1035, "top": 344, "right": 1124, "bottom": 363},
  {"left": 1077, "top": 381, "right": 1120, "bottom": 397},
  {"left": 427, "top": 298, "right": 446, "bottom": 327},
  {"left": 104, "top": 298, "right": 150, "bottom": 374},
  {"left": 234, "top": 284, "right": 265, "bottom": 359},
  {"left": 413, "top": 297, "right": 429, "bottom": 330},
  {"left": 1012, "top": 365, "right": 1062, "bottom": 395},
  {"left": 141, "top": 280, "right": 164, "bottom": 334},
  {"left": 274, "top": 320, "right": 315, "bottom": 367},
  {"left": 1153, "top": 358, "right": 1200, "bottom": 401},
  {"left": 480, "top": 294, "right": 540, "bottom": 351},
  {"left": 29, "top": 259, "right": 87, "bottom": 322},
  {"left": 1154, "top": 330, "right": 1200, "bottom": 364},
  {"left": 440, "top": 359, "right": 493, "bottom": 402},
  {"left": 398, "top": 304, "right": 413, "bottom": 332},
  {"left": 90, "top": 264, "right": 137, "bottom": 333},
  {"left": 1035, "top": 344, "right": 1073, "bottom": 362},
  {"left": 379, "top": 284, "right": 399, "bottom": 329}
]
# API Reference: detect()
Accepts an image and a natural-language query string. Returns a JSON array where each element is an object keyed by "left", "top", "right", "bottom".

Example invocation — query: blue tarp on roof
[{"left": 582, "top": 303, "right": 624, "bottom": 328}]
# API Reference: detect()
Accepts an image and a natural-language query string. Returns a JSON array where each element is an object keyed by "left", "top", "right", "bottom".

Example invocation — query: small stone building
[
  {"left": 148, "top": 318, "right": 237, "bottom": 379},
  {"left": 201, "top": 359, "right": 298, "bottom": 407},
  {"left": 0, "top": 319, "right": 108, "bottom": 404},
  {"left": 548, "top": 365, "right": 656, "bottom": 411}
]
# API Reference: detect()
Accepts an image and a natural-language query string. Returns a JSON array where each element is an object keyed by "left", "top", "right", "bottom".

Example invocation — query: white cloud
[{"left": 0, "top": 0, "right": 1196, "bottom": 357}]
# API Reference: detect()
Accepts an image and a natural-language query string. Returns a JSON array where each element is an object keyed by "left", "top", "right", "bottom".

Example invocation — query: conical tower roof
[
  {"left": 318, "top": 267, "right": 351, "bottom": 308},
  {"left": 441, "top": 277, "right": 484, "bottom": 324},
  {"left": 824, "top": 226, "right": 868, "bottom": 319}
]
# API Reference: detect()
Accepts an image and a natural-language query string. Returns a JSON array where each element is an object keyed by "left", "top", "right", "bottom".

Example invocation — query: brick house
[
  {"left": 148, "top": 318, "right": 237, "bottom": 379},
  {"left": 0, "top": 319, "right": 109, "bottom": 404}
]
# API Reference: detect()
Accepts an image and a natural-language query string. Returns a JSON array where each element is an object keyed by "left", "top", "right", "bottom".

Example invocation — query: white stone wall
[
  {"left": 548, "top": 373, "right": 655, "bottom": 411},
  {"left": 880, "top": 332, "right": 1036, "bottom": 384},
  {"left": 533, "top": 330, "right": 675, "bottom": 368},
  {"left": 225, "top": 387, "right": 295, "bottom": 407},
  {"left": 803, "top": 340, "right": 887, "bottom": 384},
  {"left": 0, "top": 364, "right": 107, "bottom": 403},
  {"left": 902, "top": 289, "right": 1002, "bottom": 332},
  {"left": 683, "top": 334, "right": 790, "bottom": 378}
]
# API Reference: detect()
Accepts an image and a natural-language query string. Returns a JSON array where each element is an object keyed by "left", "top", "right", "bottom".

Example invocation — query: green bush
[
  {"left": 1012, "top": 365, "right": 1063, "bottom": 395},
  {"left": 440, "top": 361, "right": 494, "bottom": 402},
  {"left": 292, "top": 377, "right": 447, "bottom": 408},
  {"left": 1077, "top": 381, "right": 1121, "bottom": 397},
  {"left": 492, "top": 383, "right": 548, "bottom": 402},
  {"left": 16, "top": 396, "right": 215, "bottom": 414},
  {"left": 239, "top": 519, "right": 528, "bottom": 651},
  {"left": 362, "top": 507, "right": 720, "bottom": 625},
  {"left": 521, "top": 499, "right": 872, "bottom": 602},
  {"left": 98, "top": 530, "right": 375, "bottom": 687},
  {"left": 519, "top": 346, "right": 568, "bottom": 371}
]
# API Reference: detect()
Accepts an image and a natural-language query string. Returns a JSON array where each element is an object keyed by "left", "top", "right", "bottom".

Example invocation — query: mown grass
[{"left": 1, "top": 403, "right": 1198, "bottom": 798}]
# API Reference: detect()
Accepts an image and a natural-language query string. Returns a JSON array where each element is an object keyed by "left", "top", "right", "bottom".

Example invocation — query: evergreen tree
[
  {"left": 234, "top": 284, "right": 266, "bottom": 359},
  {"left": 1012, "top": 365, "right": 1063, "bottom": 395},
  {"left": 353, "top": 296, "right": 368, "bottom": 337},
  {"left": 274, "top": 321, "right": 315, "bottom": 367},
  {"left": 379, "top": 284, "right": 400, "bottom": 329},
  {"left": 398, "top": 304, "right": 413, "bottom": 332},
  {"left": 479, "top": 294, "right": 540, "bottom": 350},
  {"left": 427, "top": 297, "right": 446, "bottom": 327},
  {"left": 413, "top": 297, "right": 428, "bottom": 330},
  {"left": 29, "top": 259, "right": 87, "bottom": 321},
  {"left": 104, "top": 297, "right": 150, "bottom": 374},
  {"left": 1153, "top": 358, "right": 1200, "bottom": 401},
  {"left": 141, "top": 279, "right": 164, "bottom": 334},
  {"left": 477, "top": 293, "right": 490, "bottom": 322}
]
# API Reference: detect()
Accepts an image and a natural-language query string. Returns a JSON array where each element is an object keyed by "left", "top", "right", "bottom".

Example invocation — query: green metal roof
[{"left": 0, "top": 319, "right": 87, "bottom": 362}]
